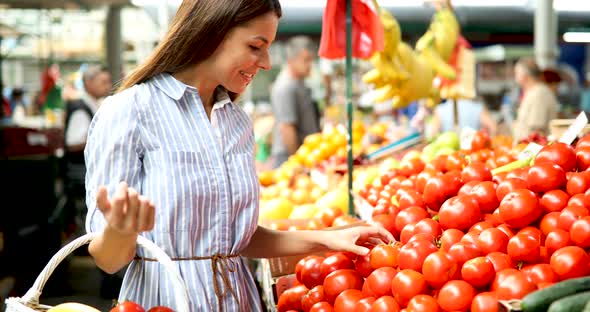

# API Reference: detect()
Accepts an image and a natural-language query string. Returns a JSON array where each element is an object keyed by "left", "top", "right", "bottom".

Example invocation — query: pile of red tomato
[{"left": 277, "top": 132, "right": 590, "bottom": 312}]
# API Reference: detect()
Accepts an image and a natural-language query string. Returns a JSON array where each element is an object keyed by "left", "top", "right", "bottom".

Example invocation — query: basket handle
[{"left": 21, "top": 232, "right": 190, "bottom": 312}]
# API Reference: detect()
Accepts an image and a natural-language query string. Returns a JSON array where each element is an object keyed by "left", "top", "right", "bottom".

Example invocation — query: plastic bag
[{"left": 319, "top": 0, "right": 384, "bottom": 60}]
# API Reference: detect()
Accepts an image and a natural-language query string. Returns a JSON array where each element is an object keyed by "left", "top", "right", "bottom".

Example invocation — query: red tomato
[
  {"left": 334, "top": 289, "right": 363, "bottom": 312},
  {"left": 484, "top": 213, "right": 502, "bottom": 226},
  {"left": 354, "top": 254, "right": 374, "bottom": 278},
  {"left": 550, "top": 246, "right": 590, "bottom": 280},
  {"left": 461, "top": 162, "right": 492, "bottom": 183},
  {"left": 499, "top": 189, "right": 541, "bottom": 229},
  {"left": 400, "top": 224, "right": 417, "bottom": 245},
  {"left": 111, "top": 302, "right": 145, "bottom": 312},
  {"left": 521, "top": 264, "right": 558, "bottom": 285},
  {"left": 370, "top": 296, "right": 400, "bottom": 312},
  {"left": 380, "top": 171, "right": 398, "bottom": 186},
  {"left": 147, "top": 308, "right": 173, "bottom": 312},
  {"left": 423, "top": 175, "right": 456, "bottom": 211},
  {"left": 439, "top": 195, "right": 482, "bottom": 231},
  {"left": 507, "top": 233, "right": 541, "bottom": 263},
  {"left": 477, "top": 228, "right": 509, "bottom": 254},
  {"left": 470, "top": 221, "right": 495, "bottom": 232},
  {"left": 392, "top": 269, "right": 429, "bottom": 307},
  {"left": 422, "top": 251, "right": 459, "bottom": 289},
  {"left": 323, "top": 269, "right": 364, "bottom": 304},
  {"left": 518, "top": 227, "right": 543, "bottom": 243},
  {"left": 407, "top": 295, "right": 440, "bottom": 312},
  {"left": 408, "top": 233, "right": 437, "bottom": 245},
  {"left": 302, "top": 286, "right": 325, "bottom": 312},
  {"left": 301, "top": 256, "right": 326, "bottom": 289},
  {"left": 567, "top": 172, "right": 590, "bottom": 196},
  {"left": 448, "top": 242, "right": 482, "bottom": 268},
  {"left": 540, "top": 190, "right": 570, "bottom": 213},
  {"left": 320, "top": 254, "right": 355, "bottom": 282},
  {"left": 545, "top": 229, "right": 572, "bottom": 255},
  {"left": 372, "top": 214, "right": 398, "bottom": 239},
  {"left": 558, "top": 206, "right": 589, "bottom": 231},
  {"left": 278, "top": 284, "right": 309, "bottom": 312},
  {"left": 471, "top": 292, "right": 498, "bottom": 312},
  {"left": 496, "top": 224, "right": 516, "bottom": 239},
  {"left": 492, "top": 269, "right": 537, "bottom": 300},
  {"left": 440, "top": 229, "right": 464, "bottom": 252},
  {"left": 369, "top": 244, "right": 399, "bottom": 269},
  {"left": 496, "top": 178, "right": 528, "bottom": 202},
  {"left": 446, "top": 153, "right": 468, "bottom": 172},
  {"left": 535, "top": 142, "right": 577, "bottom": 172},
  {"left": 399, "top": 158, "right": 425, "bottom": 177},
  {"left": 540, "top": 212, "right": 561, "bottom": 236},
  {"left": 309, "top": 302, "right": 334, "bottom": 312},
  {"left": 317, "top": 207, "right": 344, "bottom": 227},
  {"left": 570, "top": 216, "right": 590, "bottom": 248},
  {"left": 576, "top": 147, "right": 590, "bottom": 171},
  {"left": 472, "top": 130, "right": 492, "bottom": 151},
  {"left": 396, "top": 188, "right": 425, "bottom": 210},
  {"left": 395, "top": 206, "right": 429, "bottom": 233},
  {"left": 398, "top": 239, "right": 438, "bottom": 272},
  {"left": 413, "top": 218, "right": 442, "bottom": 238},
  {"left": 469, "top": 181, "right": 499, "bottom": 213},
  {"left": 459, "top": 180, "right": 480, "bottom": 196},
  {"left": 437, "top": 280, "right": 476, "bottom": 312},
  {"left": 461, "top": 230, "right": 482, "bottom": 246},
  {"left": 354, "top": 297, "right": 376, "bottom": 312},
  {"left": 365, "top": 267, "right": 397, "bottom": 298},
  {"left": 416, "top": 170, "right": 440, "bottom": 194},
  {"left": 361, "top": 279, "right": 377, "bottom": 298},
  {"left": 461, "top": 256, "right": 496, "bottom": 288},
  {"left": 569, "top": 194, "right": 587, "bottom": 208},
  {"left": 577, "top": 135, "right": 590, "bottom": 150},
  {"left": 506, "top": 167, "right": 529, "bottom": 182},
  {"left": 486, "top": 252, "right": 514, "bottom": 272},
  {"left": 527, "top": 163, "right": 567, "bottom": 194}
]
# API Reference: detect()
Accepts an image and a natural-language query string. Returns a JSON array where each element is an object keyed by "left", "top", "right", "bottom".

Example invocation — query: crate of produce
[{"left": 5, "top": 233, "right": 189, "bottom": 312}]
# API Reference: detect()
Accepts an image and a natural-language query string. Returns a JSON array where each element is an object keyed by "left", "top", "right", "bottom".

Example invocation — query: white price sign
[
  {"left": 559, "top": 112, "right": 588, "bottom": 145},
  {"left": 517, "top": 142, "right": 544, "bottom": 160},
  {"left": 460, "top": 127, "right": 477, "bottom": 150}
]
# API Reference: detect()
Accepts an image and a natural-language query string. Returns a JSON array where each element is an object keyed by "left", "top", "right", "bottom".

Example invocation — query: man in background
[
  {"left": 271, "top": 36, "right": 320, "bottom": 168},
  {"left": 513, "top": 58, "right": 559, "bottom": 141}
]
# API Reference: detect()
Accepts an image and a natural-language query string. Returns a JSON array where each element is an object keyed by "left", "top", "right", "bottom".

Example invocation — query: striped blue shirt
[{"left": 84, "top": 73, "right": 262, "bottom": 311}]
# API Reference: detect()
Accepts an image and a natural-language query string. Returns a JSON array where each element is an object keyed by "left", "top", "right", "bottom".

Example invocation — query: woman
[{"left": 84, "top": 0, "right": 392, "bottom": 311}]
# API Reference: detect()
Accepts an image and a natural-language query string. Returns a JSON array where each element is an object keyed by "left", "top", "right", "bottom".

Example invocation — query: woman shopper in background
[{"left": 84, "top": 0, "right": 393, "bottom": 310}]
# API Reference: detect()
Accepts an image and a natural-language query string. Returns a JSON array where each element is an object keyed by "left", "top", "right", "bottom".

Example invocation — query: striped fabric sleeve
[{"left": 84, "top": 87, "right": 145, "bottom": 233}]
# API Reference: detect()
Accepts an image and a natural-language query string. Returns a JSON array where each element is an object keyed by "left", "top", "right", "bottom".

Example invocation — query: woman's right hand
[{"left": 96, "top": 182, "right": 155, "bottom": 236}]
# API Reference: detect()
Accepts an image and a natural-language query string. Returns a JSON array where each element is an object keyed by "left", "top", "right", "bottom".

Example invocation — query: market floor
[{"left": 2, "top": 256, "right": 114, "bottom": 312}]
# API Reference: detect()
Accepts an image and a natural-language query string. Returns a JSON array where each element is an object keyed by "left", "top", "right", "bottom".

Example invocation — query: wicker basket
[{"left": 5, "top": 233, "right": 190, "bottom": 312}]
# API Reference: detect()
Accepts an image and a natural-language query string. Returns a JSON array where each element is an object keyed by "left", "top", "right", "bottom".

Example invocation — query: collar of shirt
[
  {"left": 152, "top": 72, "right": 233, "bottom": 110},
  {"left": 80, "top": 89, "right": 99, "bottom": 113}
]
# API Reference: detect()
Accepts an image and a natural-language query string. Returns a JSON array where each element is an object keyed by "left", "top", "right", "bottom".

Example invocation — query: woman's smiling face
[{"left": 208, "top": 12, "right": 279, "bottom": 94}]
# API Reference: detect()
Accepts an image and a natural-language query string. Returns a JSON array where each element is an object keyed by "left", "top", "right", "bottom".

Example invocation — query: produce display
[
  {"left": 271, "top": 129, "right": 590, "bottom": 312},
  {"left": 44, "top": 301, "right": 174, "bottom": 312}
]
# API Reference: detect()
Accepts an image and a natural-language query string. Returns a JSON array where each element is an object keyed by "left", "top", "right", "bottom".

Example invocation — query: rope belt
[{"left": 134, "top": 254, "right": 240, "bottom": 311}]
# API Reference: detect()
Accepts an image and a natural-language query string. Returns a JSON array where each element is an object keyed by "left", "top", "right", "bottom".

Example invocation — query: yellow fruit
[
  {"left": 316, "top": 188, "right": 349, "bottom": 216},
  {"left": 303, "top": 133, "right": 323, "bottom": 148},
  {"left": 48, "top": 303, "right": 100, "bottom": 312},
  {"left": 291, "top": 188, "right": 311, "bottom": 205},
  {"left": 289, "top": 204, "right": 320, "bottom": 219},
  {"left": 294, "top": 175, "right": 313, "bottom": 190},
  {"left": 331, "top": 133, "right": 348, "bottom": 148},
  {"left": 260, "top": 198, "right": 294, "bottom": 220},
  {"left": 258, "top": 170, "right": 275, "bottom": 187}
]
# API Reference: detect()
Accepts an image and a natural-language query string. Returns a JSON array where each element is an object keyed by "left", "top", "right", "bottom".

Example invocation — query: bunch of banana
[
  {"left": 362, "top": 6, "right": 408, "bottom": 99},
  {"left": 415, "top": 7, "right": 460, "bottom": 80}
]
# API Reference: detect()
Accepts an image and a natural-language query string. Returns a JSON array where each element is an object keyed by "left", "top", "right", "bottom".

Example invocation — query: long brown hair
[{"left": 117, "top": 0, "right": 282, "bottom": 100}]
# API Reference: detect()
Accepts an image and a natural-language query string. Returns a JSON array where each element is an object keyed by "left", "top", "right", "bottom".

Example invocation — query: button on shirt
[{"left": 84, "top": 73, "right": 262, "bottom": 311}]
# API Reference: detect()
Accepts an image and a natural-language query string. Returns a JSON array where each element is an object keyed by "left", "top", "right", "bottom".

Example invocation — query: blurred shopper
[
  {"left": 513, "top": 58, "right": 559, "bottom": 141},
  {"left": 270, "top": 35, "right": 320, "bottom": 167},
  {"left": 83, "top": 1, "right": 391, "bottom": 310},
  {"left": 580, "top": 75, "right": 590, "bottom": 113},
  {"left": 431, "top": 97, "right": 497, "bottom": 134}
]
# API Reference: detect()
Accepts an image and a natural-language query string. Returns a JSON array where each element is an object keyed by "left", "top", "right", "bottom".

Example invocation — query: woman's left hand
[{"left": 322, "top": 222, "right": 395, "bottom": 256}]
